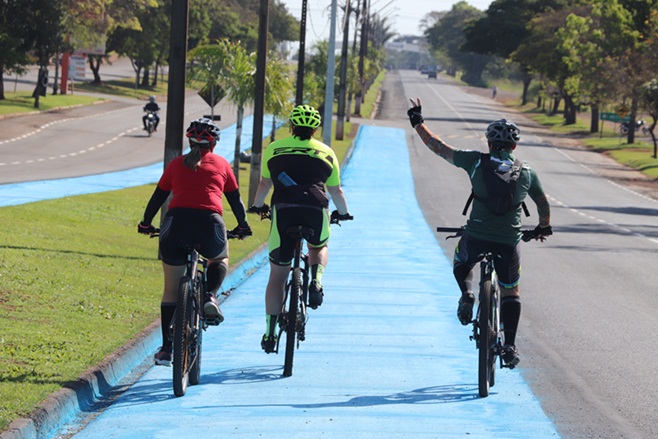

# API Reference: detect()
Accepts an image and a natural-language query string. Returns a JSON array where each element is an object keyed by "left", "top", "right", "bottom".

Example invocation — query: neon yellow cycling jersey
[{"left": 261, "top": 136, "right": 341, "bottom": 208}]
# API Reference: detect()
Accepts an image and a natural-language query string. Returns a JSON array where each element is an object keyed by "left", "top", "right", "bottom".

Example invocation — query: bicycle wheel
[
  {"left": 283, "top": 267, "right": 302, "bottom": 377},
  {"left": 173, "top": 276, "right": 192, "bottom": 396},
  {"left": 489, "top": 283, "right": 501, "bottom": 388},
  {"left": 478, "top": 277, "right": 494, "bottom": 398},
  {"left": 189, "top": 272, "right": 203, "bottom": 386}
]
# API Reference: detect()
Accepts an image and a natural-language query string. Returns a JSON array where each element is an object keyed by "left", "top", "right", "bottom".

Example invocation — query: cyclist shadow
[
  {"left": 203, "top": 365, "right": 287, "bottom": 384},
  {"left": 288, "top": 385, "right": 482, "bottom": 408}
]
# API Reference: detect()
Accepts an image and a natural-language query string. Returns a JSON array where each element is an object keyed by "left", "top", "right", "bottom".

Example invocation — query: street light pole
[
  {"left": 322, "top": 0, "right": 338, "bottom": 146},
  {"left": 295, "top": 0, "right": 308, "bottom": 106},
  {"left": 249, "top": 0, "right": 270, "bottom": 205}
]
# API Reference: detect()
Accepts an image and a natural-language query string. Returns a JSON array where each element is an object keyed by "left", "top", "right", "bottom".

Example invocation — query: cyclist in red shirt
[{"left": 138, "top": 118, "right": 252, "bottom": 366}]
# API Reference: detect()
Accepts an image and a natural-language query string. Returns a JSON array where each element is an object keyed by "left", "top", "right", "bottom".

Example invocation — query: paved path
[{"left": 43, "top": 125, "right": 560, "bottom": 439}]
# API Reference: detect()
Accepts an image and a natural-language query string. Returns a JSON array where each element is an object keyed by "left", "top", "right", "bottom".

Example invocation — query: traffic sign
[{"left": 600, "top": 112, "right": 630, "bottom": 123}]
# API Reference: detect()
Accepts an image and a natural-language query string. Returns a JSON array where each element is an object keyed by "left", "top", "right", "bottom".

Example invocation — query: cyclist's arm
[
  {"left": 527, "top": 169, "right": 551, "bottom": 227},
  {"left": 252, "top": 177, "right": 273, "bottom": 207},
  {"left": 414, "top": 123, "right": 457, "bottom": 165},
  {"left": 225, "top": 189, "right": 248, "bottom": 226},
  {"left": 142, "top": 186, "right": 170, "bottom": 224},
  {"left": 326, "top": 184, "right": 349, "bottom": 215}
]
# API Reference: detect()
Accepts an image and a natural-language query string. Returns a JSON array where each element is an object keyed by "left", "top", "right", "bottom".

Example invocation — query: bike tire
[
  {"left": 283, "top": 267, "right": 302, "bottom": 377},
  {"left": 478, "top": 277, "right": 493, "bottom": 398},
  {"left": 173, "top": 276, "right": 192, "bottom": 396},
  {"left": 189, "top": 272, "right": 203, "bottom": 386}
]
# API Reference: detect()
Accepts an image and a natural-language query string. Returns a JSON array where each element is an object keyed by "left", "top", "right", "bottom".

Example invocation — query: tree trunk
[
  {"left": 233, "top": 106, "right": 244, "bottom": 179},
  {"left": 89, "top": 56, "right": 102, "bottom": 84},
  {"left": 521, "top": 73, "right": 532, "bottom": 106},
  {"left": 590, "top": 103, "right": 600, "bottom": 133},
  {"left": 563, "top": 94, "right": 577, "bottom": 125}
]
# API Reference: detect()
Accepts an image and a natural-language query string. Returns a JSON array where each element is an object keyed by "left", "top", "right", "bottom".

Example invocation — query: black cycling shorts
[
  {"left": 453, "top": 231, "right": 521, "bottom": 289},
  {"left": 268, "top": 204, "right": 330, "bottom": 266},
  {"left": 159, "top": 208, "right": 227, "bottom": 266}
]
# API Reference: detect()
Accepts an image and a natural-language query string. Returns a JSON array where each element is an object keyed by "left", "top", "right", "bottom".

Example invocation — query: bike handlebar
[
  {"left": 141, "top": 227, "right": 240, "bottom": 240},
  {"left": 436, "top": 226, "right": 547, "bottom": 242}
]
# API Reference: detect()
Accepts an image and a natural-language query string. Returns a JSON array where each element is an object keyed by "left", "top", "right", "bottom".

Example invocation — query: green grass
[
  {"left": 0, "top": 92, "right": 104, "bottom": 115},
  {"left": 73, "top": 78, "right": 168, "bottom": 101},
  {"left": 0, "top": 77, "right": 364, "bottom": 431}
]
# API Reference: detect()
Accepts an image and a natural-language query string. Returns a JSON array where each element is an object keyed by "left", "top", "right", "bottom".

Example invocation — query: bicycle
[
  {"left": 148, "top": 229, "right": 234, "bottom": 396},
  {"left": 249, "top": 205, "right": 352, "bottom": 377},
  {"left": 436, "top": 226, "right": 543, "bottom": 397}
]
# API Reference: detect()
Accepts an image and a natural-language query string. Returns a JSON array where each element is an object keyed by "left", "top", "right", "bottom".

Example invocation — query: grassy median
[{"left": 0, "top": 92, "right": 362, "bottom": 431}]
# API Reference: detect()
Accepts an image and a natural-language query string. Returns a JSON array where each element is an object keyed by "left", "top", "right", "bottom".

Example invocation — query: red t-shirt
[{"left": 158, "top": 151, "right": 238, "bottom": 215}]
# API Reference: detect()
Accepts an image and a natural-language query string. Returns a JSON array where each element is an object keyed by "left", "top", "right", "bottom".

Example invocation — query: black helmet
[
  {"left": 485, "top": 119, "right": 520, "bottom": 145},
  {"left": 186, "top": 118, "right": 220, "bottom": 145}
]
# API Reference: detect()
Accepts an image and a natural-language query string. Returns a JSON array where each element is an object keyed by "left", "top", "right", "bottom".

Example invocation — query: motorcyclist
[{"left": 143, "top": 96, "right": 161, "bottom": 132}]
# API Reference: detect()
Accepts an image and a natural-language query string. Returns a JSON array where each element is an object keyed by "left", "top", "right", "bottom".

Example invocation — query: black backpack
[{"left": 462, "top": 153, "right": 529, "bottom": 217}]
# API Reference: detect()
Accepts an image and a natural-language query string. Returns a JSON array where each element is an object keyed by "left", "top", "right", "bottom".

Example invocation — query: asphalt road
[
  {"left": 385, "top": 70, "right": 658, "bottom": 439},
  {"left": 2, "top": 65, "right": 657, "bottom": 438},
  {"left": 0, "top": 58, "right": 243, "bottom": 184}
]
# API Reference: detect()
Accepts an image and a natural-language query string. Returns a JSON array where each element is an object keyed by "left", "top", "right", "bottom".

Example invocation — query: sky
[{"left": 278, "top": 0, "right": 494, "bottom": 46}]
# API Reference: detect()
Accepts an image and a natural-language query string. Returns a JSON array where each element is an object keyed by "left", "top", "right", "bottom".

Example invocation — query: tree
[
  {"left": 189, "top": 39, "right": 257, "bottom": 180},
  {"left": 555, "top": 1, "right": 636, "bottom": 132},
  {"left": 29, "top": 0, "right": 66, "bottom": 108},
  {"left": 0, "top": 0, "right": 35, "bottom": 99},
  {"left": 263, "top": 52, "right": 294, "bottom": 142},
  {"left": 462, "top": 0, "right": 568, "bottom": 104},
  {"left": 424, "top": 1, "right": 489, "bottom": 86},
  {"left": 641, "top": 78, "right": 658, "bottom": 158}
]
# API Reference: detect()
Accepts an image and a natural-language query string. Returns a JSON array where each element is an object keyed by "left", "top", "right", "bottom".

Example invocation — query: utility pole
[
  {"left": 164, "top": 0, "right": 189, "bottom": 169},
  {"left": 295, "top": 0, "right": 308, "bottom": 105},
  {"left": 335, "top": 0, "right": 351, "bottom": 140},
  {"left": 249, "top": 0, "right": 270, "bottom": 205},
  {"left": 354, "top": 0, "right": 368, "bottom": 117},
  {"left": 322, "top": 0, "right": 338, "bottom": 146}
]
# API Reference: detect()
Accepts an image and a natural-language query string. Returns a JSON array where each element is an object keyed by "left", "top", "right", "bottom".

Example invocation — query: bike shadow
[{"left": 203, "top": 365, "right": 287, "bottom": 384}]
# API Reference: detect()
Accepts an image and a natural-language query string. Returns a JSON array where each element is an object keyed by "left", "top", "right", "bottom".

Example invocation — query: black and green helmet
[{"left": 290, "top": 105, "right": 322, "bottom": 129}]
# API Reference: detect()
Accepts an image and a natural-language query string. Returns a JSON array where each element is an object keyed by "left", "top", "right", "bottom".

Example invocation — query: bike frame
[
  {"left": 279, "top": 225, "right": 312, "bottom": 377},
  {"left": 172, "top": 245, "right": 207, "bottom": 397}
]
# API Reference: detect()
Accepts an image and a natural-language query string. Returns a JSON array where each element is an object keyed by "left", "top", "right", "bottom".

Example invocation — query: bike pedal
[{"left": 205, "top": 317, "right": 222, "bottom": 326}]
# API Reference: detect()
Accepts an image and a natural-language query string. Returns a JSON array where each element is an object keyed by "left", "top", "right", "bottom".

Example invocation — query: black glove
[
  {"left": 330, "top": 210, "right": 354, "bottom": 224},
  {"left": 248, "top": 203, "right": 270, "bottom": 214},
  {"left": 534, "top": 224, "right": 553, "bottom": 237},
  {"left": 248, "top": 203, "right": 271, "bottom": 220},
  {"left": 137, "top": 222, "right": 156, "bottom": 235},
  {"left": 228, "top": 224, "right": 252, "bottom": 240},
  {"left": 407, "top": 104, "right": 424, "bottom": 128}
]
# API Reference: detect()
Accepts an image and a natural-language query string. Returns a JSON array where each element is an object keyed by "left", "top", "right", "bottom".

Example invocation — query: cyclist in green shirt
[
  {"left": 250, "top": 105, "right": 352, "bottom": 353},
  {"left": 407, "top": 97, "right": 552, "bottom": 367}
]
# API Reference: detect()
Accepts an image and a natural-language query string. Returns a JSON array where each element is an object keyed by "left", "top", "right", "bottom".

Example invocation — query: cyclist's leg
[
  {"left": 306, "top": 208, "right": 330, "bottom": 308},
  {"left": 156, "top": 212, "right": 187, "bottom": 364},
  {"left": 197, "top": 212, "right": 229, "bottom": 321},
  {"left": 261, "top": 205, "right": 293, "bottom": 351},
  {"left": 452, "top": 233, "right": 483, "bottom": 325},
  {"left": 492, "top": 242, "right": 521, "bottom": 366}
]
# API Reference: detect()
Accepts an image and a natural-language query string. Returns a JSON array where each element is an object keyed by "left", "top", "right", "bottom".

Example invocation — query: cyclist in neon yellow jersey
[
  {"left": 408, "top": 97, "right": 552, "bottom": 367},
  {"left": 250, "top": 104, "right": 352, "bottom": 353}
]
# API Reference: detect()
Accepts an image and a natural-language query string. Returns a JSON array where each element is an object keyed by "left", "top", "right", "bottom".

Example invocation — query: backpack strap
[{"left": 461, "top": 155, "right": 530, "bottom": 217}]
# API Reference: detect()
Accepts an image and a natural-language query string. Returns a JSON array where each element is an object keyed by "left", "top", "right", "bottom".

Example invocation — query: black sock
[
  {"left": 160, "top": 302, "right": 176, "bottom": 349},
  {"left": 207, "top": 261, "right": 228, "bottom": 293},
  {"left": 501, "top": 296, "right": 521, "bottom": 346}
]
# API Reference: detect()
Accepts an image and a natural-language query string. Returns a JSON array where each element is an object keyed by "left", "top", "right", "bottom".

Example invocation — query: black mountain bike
[
  {"left": 249, "top": 206, "right": 352, "bottom": 377},
  {"left": 436, "top": 226, "right": 542, "bottom": 397},
  {"left": 150, "top": 231, "right": 231, "bottom": 397}
]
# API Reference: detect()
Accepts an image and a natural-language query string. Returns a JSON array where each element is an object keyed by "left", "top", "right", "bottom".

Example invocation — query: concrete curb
[{"left": 0, "top": 250, "right": 268, "bottom": 439}]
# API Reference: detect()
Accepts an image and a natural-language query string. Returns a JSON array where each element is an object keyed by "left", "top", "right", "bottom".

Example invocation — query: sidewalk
[{"left": 4, "top": 125, "right": 560, "bottom": 439}]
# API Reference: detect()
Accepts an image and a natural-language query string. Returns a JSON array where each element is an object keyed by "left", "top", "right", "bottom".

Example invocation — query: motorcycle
[
  {"left": 620, "top": 119, "right": 649, "bottom": 135},
  {"left": 145, "top": 111, "right": 157, "bottom": 137}
]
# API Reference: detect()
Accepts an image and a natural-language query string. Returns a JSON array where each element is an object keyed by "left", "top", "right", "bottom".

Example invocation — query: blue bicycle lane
[{"left": 6, "top": 124, "right": 560, "bottom": 438}]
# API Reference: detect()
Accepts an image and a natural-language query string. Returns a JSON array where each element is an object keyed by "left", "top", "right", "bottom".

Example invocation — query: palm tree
[{"left": 188, "top": 39, "right": 256, "bottom": 180}]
